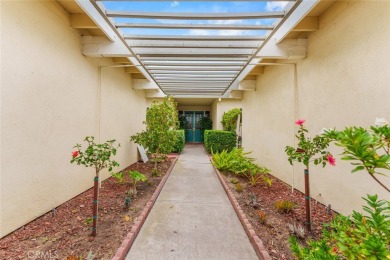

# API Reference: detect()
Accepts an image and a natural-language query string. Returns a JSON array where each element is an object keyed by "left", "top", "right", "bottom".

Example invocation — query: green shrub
[
  {"left": 199, "top": 117, "right": 213, "bottom": 131},
  {"left": 204, "top": 130, "right": 236, "bottom": 153},
  {"left": 289, "top": 194, "right": 390, "bottom": 259},
  {"left": 172, "top": 130, "right": 185, "bottom": 153},
  {"left": 274, "top": 200, "right": 296, "bottom": 214},
  {"left": 212, "top": 148, "right": 271, "bottom": 186},
  {"left": 221, "top": 108, "right": 241, "bottom": 132}
]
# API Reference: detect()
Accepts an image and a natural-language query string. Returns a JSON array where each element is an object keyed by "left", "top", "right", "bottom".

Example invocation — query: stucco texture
[
  {"left": 0, "top": 1, "right": 146, "bottom": 237},
  {"left": 242, "top": 1, "right": 390, "bottom": 215}
]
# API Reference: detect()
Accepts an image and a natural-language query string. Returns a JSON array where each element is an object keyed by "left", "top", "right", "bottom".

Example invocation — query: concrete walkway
[{"left": 126, "top": 144, "right": 258, "bottom": 260}]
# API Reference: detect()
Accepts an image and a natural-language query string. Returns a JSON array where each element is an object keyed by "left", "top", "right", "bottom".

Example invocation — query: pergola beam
[
  {"left": 144, "top": 61, "right": 245, "bottom": 66},
  {"left": 128, "top": 43, "right": 259, "bottom": 49},
  {"left": 124, "top": 35, "right": 266, "bottom": 41},
  {"left": 100, "top": 0, "right": 296, "bottom": 2},
  {"left": 107, "top": 11, "right": 285, "bottom": 20},
  {"left": 116, "top": 23, "right": 273, "bottom": 30},
  {"left": 70, "top": 14, "right": 98, "bottom": 29}
]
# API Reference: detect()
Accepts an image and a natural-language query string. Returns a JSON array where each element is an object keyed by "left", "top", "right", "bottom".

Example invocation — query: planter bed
[
  {"left": 217, "top": 172, "right": 337, "bottom": 260},
  {"left": 0, "top": 156, "right": 177, "bottom": 259}
]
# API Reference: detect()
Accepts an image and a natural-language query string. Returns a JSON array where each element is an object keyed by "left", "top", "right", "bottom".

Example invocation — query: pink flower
[
  {"left": 295, "top": 119, "right": 305, "bottom": 126},
  {"left": 327, "top": 154, "right": 336, "bottom": 166},
  {"left": 72, "top": 151, "right": 79, "bottom": 158}
]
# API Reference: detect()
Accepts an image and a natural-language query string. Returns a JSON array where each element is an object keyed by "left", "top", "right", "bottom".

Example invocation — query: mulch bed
[
  {"left": 0, "top": 157, "right": 176, "bottom": 260},
  {"left": 221, "top": 173, "right": 337, "bottom": 260}
]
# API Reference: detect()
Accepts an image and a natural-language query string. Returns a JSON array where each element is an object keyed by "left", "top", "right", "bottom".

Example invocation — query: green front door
[{"left": 184, "top": 111, "right": 204, "bottom": 142}]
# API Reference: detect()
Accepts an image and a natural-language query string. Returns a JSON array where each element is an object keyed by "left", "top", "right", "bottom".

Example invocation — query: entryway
[{"left": 181, "top": 111, "right": 209, "bottom": 143}]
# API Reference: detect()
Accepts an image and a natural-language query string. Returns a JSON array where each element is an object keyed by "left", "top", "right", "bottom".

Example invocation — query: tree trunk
[
  {"left": 92, "top": 170, "right": 99, "bottom": 236},
  {"left": 304, "top": 167, "right": 311, "bottom": 231}
]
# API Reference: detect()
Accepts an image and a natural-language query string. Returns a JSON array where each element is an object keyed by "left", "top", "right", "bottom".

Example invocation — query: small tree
[
  {"left": 285, "top": 119, "right": 335, "bottom": 231},
  {"left": 70, "top": 136, "right": 120, "bottom": 236},
  {"left": 130, "top": 96, "right": 179, "bottom": 174},
  {"left": 221, "top": 108, "right": 241, "bottom": 132}
]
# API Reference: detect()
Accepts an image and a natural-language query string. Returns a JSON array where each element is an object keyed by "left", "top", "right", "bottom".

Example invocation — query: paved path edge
[
  {"left": 112, "top": 155, "right": 179, "bottom": 260},
  {"left": 209, "top": 156, "right": 272, "bottom": 260}
]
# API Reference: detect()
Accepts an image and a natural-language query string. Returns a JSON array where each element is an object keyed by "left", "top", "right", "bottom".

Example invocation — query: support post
[
  {"left": 92, "top": 175, "right": 99, "bottom": 236},
  {"left": 304, "top": 168, "right": 311, "bottom": 231}
]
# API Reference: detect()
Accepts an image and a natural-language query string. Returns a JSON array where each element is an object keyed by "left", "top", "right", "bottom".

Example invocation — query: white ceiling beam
[
  {"left": 143, "top": 61, "right": 245, "bottom": 66},
  {"left": 132, "top": 79, "right": 159, "bottom": 90},
  {"left": 100, "top": 0, "right": 296, "bottom": 2},
  {"left": 255, "top": 38, "right": 307, "bottom": 59},
  {"left": 149, "top": 67, "right": 239, "bottom": 72},
  {"left": 150, "top": 71, "right": 237, "bottom": 75},
  {"left": 124, "top": 35, "right": 266, "bottom": 41},
  {"left": 106, "top": 11, "right": 285, "bottom": 20},
  {"left": 70, "top": 14, "right": 98, "bottom": 29},
  {"left": 229, "top": 90, "right": 243, "bottom": 99},
  {"left": 155, "top": 77, "right": 234, "bottom": 80},
  {"left": 292, "top": 16, "right": 319, "bottom": 32},
  {"left": 116, "top": 23, "right": 273, "bottom": 30},
  {"left": 145, "top": 90, "right": 166, "bottom": 98},
  {"left": 225, "top": 0, "right": 319, "bottom": 94},
  {"left": 141, "top": 57, "right": 248, "bottom": 61},
  {"left": 135, "top": 48, "right": 255, "bottom": 56},
  {"left": 128, "top": 42, "right": 259, "bottom": 49},
  {"left": 75, "top": 1, "right": 117, "bottom": 41},
  {"left": 238, "top": 80, "right": 256, "bottom": 91}
]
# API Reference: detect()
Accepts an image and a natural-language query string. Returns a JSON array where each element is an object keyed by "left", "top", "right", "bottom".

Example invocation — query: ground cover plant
[
  {"left": 0, "top": 158, "right": 176, "bottom": 259},
  {"left": 212, "top": 148, "right": 271, "bottom": 186}
]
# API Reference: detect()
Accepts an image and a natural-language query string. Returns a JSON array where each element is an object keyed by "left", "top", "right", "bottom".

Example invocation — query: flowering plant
[
  {"left": 71, "top": 136, "right": 120, "bottom": 175},
  {"left": 70, "top": 136, "right": 120, "bottom": 236},
  {"left": 323, "top": 118, "right": 389, "bottom": 192},
  {"left": 285, "top": 120, "right": 335, "bottom": 168}
]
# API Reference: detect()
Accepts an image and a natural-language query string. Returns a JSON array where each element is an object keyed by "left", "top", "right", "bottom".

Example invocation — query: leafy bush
[
  {"left": 289, "top": 194, "right": 390, "bottom": 259},
  {"left": 199, "top": 116, "right": 213, "bottom": 131},
  {"left": 274, "top": 200, "right": 296, "bottom": 214},
  {"left": 212, "top": 148, "right": 271, "bottom": 186},
  {"left": 211, "top": 149, "right": 237, "bottom": 172},
  {"left": 204, "top": 130, "right": 236, "bottom": 153},
  {"left": 178, "top": 115, "right": 187, "bottom": 130},
  {"left": 324, "top": 124, "right": 390, "bottom": 191},
  {"left": 130, "top": 97, "right": 179, "bottom": 172},
  {"left": 172, "top": 130, "right": 185, "bottom": 153},
  {"left": 221, "top": 108, "right": 242, "bottom": 132}
]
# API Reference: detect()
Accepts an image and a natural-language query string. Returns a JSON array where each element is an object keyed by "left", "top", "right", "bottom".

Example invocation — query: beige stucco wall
[
  {"left": 211, "top": 99, "right": 242, "bottom": 130},
  {"left": 242, "top": 1, "right": 390, "bottom": 215},
  {"left": 0, "top": 1, "right": 146, "bottom": 237}
]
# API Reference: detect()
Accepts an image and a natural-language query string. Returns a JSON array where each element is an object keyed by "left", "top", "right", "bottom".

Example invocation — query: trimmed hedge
[
  {"left": 204, "top": 130, "right": 236, "bottom": 153},
  {"left": 172, "top": 130, "right": 185, "bottom": 153}
]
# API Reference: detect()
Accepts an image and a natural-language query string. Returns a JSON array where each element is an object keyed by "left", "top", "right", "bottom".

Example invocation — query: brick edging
[
  {"left": 112, "top": 156, "right": 179, "bottom": 260},
  {"left": 209, "top": 156, "right": 271, "bottom": 260}
]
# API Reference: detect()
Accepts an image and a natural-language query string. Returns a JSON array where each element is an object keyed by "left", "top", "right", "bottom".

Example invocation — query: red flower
[
  {"left": 72, "top": 151, "right": 79, "bottom": 158},
  {"left": 295, "top": 119, "right": 305, "bottom": 126},
  {"left": 327, "top": 154, "right": 336, "bottom": 166}
]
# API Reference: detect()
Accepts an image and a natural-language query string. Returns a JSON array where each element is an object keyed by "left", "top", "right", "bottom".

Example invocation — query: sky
[{"left": 102, "top": 1, "right": 289, "bottom": 36}]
